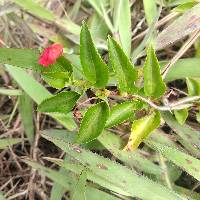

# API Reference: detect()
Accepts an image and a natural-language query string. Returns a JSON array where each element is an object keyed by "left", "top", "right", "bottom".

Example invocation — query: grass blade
[
  {"left": 0, "top": 138, "right": 21, "bottom": 149},
  {"left": 98, "top": 130, "right": 163, "bottom": 175},
  {"left": 19, "top": 93, "right": 34, "bottom": 142},
  {"left": 143, "top": 0, "right": 157, "bottom": 26},
  {"left": 162, "top": 112, "right": 200, "bottom": 158},
  {"left": 164, "top": 58, "right": 200, "bottom": 82},
  {"left": 148, "top": 141, "right": 200, "bottom": 182},
  {"left": 42, "top": 133, "right": 187, "bottom": 200},
  {"left": 26, "top": 159, "right": 120, "bottom": 200},
  {"left": 114, "top": 0, "right": 132, "bottom": 55},
  {"left": 0, "top": 88, "right": 22, "bottom": 96},
  {"left": 71, "top": 170, "right": 87, "bottom": 200},
  {"left": 13, "top": 0, "right": 54, "bottom": 21},
  {"left": 155, "top": 3, "right": 200, "bottom": 50}
]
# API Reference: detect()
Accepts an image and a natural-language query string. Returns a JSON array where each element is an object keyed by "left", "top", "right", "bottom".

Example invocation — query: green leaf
[
  {"left": 38, "top": 91, "right": 80, "bottom": 114},
  {"left": 41, "top": 74, "right": 66, "bottom": 89},
  {"left": 41, "top": 57, "right": 72, "bottom": 89},
  {"left": 55, "top": 56, "right": 73, "bottom": 74},
  {"left": 42, "top": 72, "right": 71, "bottom": 89},
  {"left": 148, "top": 141, "right": 200, "bottom": 182},
  {"left": 42, "top": 133, "right": 187, "bottom": 200},
  {"left": 108, "top": 36, "right": 138, "bottom": 94},
  {"left": 143, "top": 0, "right": 157, "bottom": 26},
  {"left": 173, "top": 2, "right": 198, "bottom": 13},
  {"left": 144, "top": 45, "right": 166, "bottom": 98},
  {"left": 186, "top": 77, "right": 200, "bottom": 96},
  {"left": 105, "top": 101, "right": 137, "bottom": 128},
  {"left": 174, "top": 108, "right": 188, "bottom": 125},
  {"left": 80, "top": 22, "right": 109, "bottom": 88},
  {"left": 168, "top": 0, "right": 199, "bottom": 7},
  {"left": 195, "top": 36, "right": 200, "bottom": 57},
  {"left": 125, "top": 111, "right": 161, "bottom": 151},
  {"left": 0, "top": 138, "right": 21, "bottom": 149},
  {"left": 71, "top": 170, "right": 87, "bottom": 200},
  {"left": 76, "top": 102, "right": 109, "bottom": 144},
  {"left": 113, "top": 0, "right": 132, "bottom": 55},
  {"left": 196, "top": 111, "right": 200, "bottom": 123},
  {"left": 162, "top": 112, "right": 200, "bottom": 158}
]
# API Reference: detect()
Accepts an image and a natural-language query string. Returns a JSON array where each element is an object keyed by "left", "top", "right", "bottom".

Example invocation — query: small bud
[{"left": 39, "top": 43, "right": 63, "bottom": 67}]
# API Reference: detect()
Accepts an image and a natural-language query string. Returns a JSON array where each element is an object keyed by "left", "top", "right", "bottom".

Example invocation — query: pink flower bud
[{"left": 39, "top": 44, "right": 63, "bottom": 67}]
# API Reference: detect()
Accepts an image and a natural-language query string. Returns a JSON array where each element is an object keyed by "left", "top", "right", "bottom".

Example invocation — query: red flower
[{"left": 39, "top": 44, "right": 63, "bottom": 67}]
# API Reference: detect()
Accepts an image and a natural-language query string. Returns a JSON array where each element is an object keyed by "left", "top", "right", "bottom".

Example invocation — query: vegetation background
[{"left": 0, "top": 0, "right": 200, "bottom": 200}]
